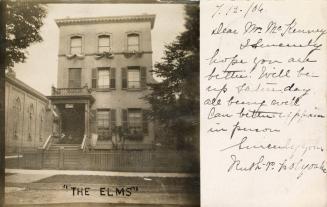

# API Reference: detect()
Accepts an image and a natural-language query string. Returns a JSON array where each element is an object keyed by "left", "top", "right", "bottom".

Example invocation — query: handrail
[
  {"left": 42, "top": 134, "right": 52, "bottom": 150},
  {"left": 52, "top": 86, "right": 91, "bottom": 96},
  {"left": 81, "top": 134, "right": 87, "bottom": 151}
]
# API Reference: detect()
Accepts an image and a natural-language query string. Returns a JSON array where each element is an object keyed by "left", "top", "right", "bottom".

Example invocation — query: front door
[{"left": 60, "top": 103, "right": 85, "bottom": 144}]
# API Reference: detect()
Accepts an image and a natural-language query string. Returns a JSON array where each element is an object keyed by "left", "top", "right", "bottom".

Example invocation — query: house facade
[
  {"left": 5, "top": 71, "right": 56, "bottom": 155},
  {"left": 48, "top": 14, "right": 156, "bottom": 150}
]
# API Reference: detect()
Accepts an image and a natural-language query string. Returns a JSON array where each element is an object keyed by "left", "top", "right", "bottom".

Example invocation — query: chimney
[{"left": 6, "top": 68, "right": 16, "bottom": 78}]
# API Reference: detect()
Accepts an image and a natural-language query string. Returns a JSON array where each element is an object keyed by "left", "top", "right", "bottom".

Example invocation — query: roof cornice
[
  {"left": 55, "top": 14, "right": 156, "bottom": 29},
  {"left": 6, "top": 75, "right": 49, "bottom": 103}
]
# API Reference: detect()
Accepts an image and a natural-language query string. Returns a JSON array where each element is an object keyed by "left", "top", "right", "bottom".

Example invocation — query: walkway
[
  {"left": 6, "top": 168, "right": 198, "bottom": 178},
  {"left": 5, "top": 169, "right": 200, "bottom": 206}
]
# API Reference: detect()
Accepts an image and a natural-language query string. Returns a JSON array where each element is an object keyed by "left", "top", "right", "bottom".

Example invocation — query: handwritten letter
[{"left": 201, "top": 1, "right": 327, "bottom": 206}]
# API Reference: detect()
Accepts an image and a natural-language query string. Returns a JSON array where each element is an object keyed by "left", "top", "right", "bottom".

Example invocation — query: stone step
[
  {"left": 48, "top": 144, "right": 81, "bottom": 151},
  {"left": 49, "top": 146, "right": 80, "bottom": 149}
]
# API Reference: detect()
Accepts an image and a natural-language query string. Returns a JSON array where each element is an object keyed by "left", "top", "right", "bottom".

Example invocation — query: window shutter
[
  {"left": 110, "top": 68, "right": 116, "bottom": 89},
  {"left": 90, "top": 109, "right": 97, "bottom": 134},
  {"left": 91, "top": 68, "right": 97, "bottom": 89},
  {"left": 110, "top": 109, "right": 116, "bottom": 133},
  {"left": 140, "top": 67, "right": 147, "bottom": 89},
  {"left": 69, "top": 68, "right": 82, "bottom": 88},
  {"left": 76, "top": 69, "right": 81, "bottom": 88},
  {"left": 122, "top": 109, "right": 128, "bottom": 133},
  {"left": 122, "top": 68, "right": 127, "bottom": 89},
  {"left": 142, "top": 109, "right": 149, "bottom": 135}
]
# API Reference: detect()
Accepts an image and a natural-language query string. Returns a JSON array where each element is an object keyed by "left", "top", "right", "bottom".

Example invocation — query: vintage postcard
[
  {"left": 2, "top": 0, "right": 327, "bottom": 206},
  {"left": 3, "top": 1, "right": 199, "bottom": 206}
]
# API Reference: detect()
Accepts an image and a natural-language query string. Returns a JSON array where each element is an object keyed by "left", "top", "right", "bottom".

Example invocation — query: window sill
[
  {"left": 94, "top": 88, "right": 113, "bottom": 92},
  {"left": 124, "top": 88, "right": 143, "bottom": 91},
  {"left": 95, "top": 52, "right": 114, "bottom": 59},
  {"left": 125, "top": 133, "right": 144, "bottom": 141},
  {"left": 66, "top": 54, "right": 85, "bottom": 59},
  {"left": 123, "top": 51, "right": 143, "bottom": 58}
]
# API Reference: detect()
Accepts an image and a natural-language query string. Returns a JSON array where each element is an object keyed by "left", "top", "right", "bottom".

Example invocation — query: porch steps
[
  {"left": 48, "top": 144, "right": 81, "bottom": 151},
  {"left": 94, "top": 142, "right": 114, "bottom": 150},
  {"left": 43, "top": 144, "right": 82, "bottom": 169}
]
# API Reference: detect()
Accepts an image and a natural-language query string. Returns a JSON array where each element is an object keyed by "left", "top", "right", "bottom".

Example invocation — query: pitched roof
[{"left": 6, "top": 75, "right": 49, "bottom": 103}]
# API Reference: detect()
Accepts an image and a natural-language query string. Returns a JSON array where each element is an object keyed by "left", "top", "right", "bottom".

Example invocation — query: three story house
[{"left": 48, "top": 14, "right": 156, "bottom": 150}]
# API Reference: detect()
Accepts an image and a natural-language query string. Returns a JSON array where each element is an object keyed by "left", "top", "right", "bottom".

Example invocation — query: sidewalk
[
  {"left": 6, "top": 168, "right": 198, "bottom": 178},
  {"left": 5, "top": 169, "right": 200, "bottom": 206}
]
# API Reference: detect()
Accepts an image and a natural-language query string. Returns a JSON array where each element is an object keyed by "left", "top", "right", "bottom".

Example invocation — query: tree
[
  {"left": 5, "top": 2, "right": 47, "bottom": 69},
  {"left": 145, "top": 5, "right": 199, "bottom": 150}
]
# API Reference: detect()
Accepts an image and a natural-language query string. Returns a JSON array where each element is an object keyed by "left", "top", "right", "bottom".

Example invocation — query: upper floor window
[
  {"left": 97, "top": 68, "right": 110, "bottom": 89},
  {"left": 127, "top": 33, "right": 140, "bottom": 52},
  {"left": 70, "top": 36, "right": 82, "bottom": 54},
  {"left": 68, "top": 68, "right": 81, "bottom": 88},
  {"left": 92, "top": 68, "right": 116, "bottom": 89},
  {"left": 122, "top": 66, "right": 146, "bottom": 90},
  {"left": 127, "top": 66, "right": 140, "bottom": 89},
  {"left": 98, "top": 35, "right": 110, "bottom": 53}
]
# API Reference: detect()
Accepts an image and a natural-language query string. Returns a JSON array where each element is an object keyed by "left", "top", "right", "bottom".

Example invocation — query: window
[
  {"left": 128, "top": 109, "right": 142, "bottom": 134},
  {"left": 98, "top": 35, "right": 110, "bottom": 53},
  {"left": 92, "top": 68, "right": 116, "bottom": 89},
  {"left": 122, "top": 67, "right": 146, "bottom": 90},
  {"left": 12, "top": 97, "right": 21, "bottom": 140},
  {"left": 122, "top": 109, "right": 148, "bottom": 139},
  {"left": 39, "top": 109, "right": 45, "bottom": 141},
  {"left": 127, "top": 33, "right": 140, "bottom": 52},
  {"left": 97, "top": 68, "right": 110, "bottom": 89},
  {"left": 128, "top": 67, "right": 140, "bottom": 89},
  {"left": 96, "top": 109, "right": 116, "bottom": 140},
  {"left": 28, "top": 104, "right": 34, "bottom": 141},
  {"left": 97, "top": 110, "right": 111, "bottom": 141},
  {"left": 70, "top": 36, "right": 82, "bottom": 54},
  {"left": 68, "top": 68, "right": 81, "bottom": 88}
]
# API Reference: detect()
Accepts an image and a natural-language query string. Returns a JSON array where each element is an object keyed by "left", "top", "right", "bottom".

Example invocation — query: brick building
[{"left": 5, "top": 71, "right": 56, "bottom": 155}]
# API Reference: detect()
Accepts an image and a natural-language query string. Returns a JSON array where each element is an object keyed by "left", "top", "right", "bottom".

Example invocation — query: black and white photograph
[
  {"left": 3, "top": 1, "right": 199, "bottom": 206},
  {"left": 2, "top": 0, "right": 327, "bottom": 206}
]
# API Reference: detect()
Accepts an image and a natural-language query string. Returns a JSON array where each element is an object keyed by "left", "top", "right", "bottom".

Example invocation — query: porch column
[{"left": 85, "top": 102, "right": 89, "bottom": 137}]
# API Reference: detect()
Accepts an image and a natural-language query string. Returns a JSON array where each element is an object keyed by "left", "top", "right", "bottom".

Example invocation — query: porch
[{"left": 47, "top": 86, "right": 94, "bottom": 150}]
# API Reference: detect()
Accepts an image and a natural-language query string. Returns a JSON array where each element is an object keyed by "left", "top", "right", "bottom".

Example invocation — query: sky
[{"left": 13, "top": 4, "right": 186, "bottom": 95}]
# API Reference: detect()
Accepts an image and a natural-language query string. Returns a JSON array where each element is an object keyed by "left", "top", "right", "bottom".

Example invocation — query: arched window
[
  {"left": 39, "top": 108, "right": 45, "bottom": 142},
  {"left": 70, "top": 36, "right": 82, "bottom": 54},
  {"left": 98, "top": 35, "right": 110, "bottom": 53},
  {"left": 28, "top": 104, "right": 34, "bottom": 141},
  {"left": 12, "top": 97, "right": 21, "bottom": 140},
  {"left": 127, "top": 33, "right": 140, "bottom": 52}
]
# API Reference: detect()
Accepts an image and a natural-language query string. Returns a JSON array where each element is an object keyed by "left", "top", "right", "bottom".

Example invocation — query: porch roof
[{"left": 47, "top": 86, "right": 95, "bottom": 104}]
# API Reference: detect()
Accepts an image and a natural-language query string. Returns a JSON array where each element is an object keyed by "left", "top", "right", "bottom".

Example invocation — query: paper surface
[{"left": 200, "top": 1, "right": 327, "bottom": 206}]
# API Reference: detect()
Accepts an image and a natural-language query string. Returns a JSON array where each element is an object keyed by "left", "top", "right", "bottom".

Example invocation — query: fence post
[
  {"left": 17, "top": 148, "right": 20, "bottom": 169},
  {"left": 40, "top": 149, "right": 44, "bottom": 169},
  {"left": 59, "top": 147, "right": 64, "bottom": 169}
]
